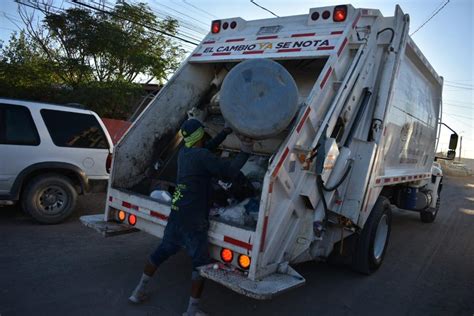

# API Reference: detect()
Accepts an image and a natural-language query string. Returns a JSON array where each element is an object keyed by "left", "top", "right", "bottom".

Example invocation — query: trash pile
[
  {"left": 148, "top": 155, "right": 268, "bottom": 228},
  {"left": 210, "top": 198, "right": 260, "bottom": 227},
  {"left": 149, "top": 190, "right": 172, "bottom": 204},
  {"left": 209, "top": 156, "right": 267, "bottom": 228}
]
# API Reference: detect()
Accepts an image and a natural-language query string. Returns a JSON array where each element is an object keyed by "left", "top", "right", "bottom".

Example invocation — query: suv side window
[
  {"left": 41, "top": 109, "right": 109, "bottom": 149},
  {"left": 0, "top": 104, "right": 40, "bottom": 146}
]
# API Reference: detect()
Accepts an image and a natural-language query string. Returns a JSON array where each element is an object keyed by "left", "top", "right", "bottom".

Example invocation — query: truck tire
[
  {"left": 420, "top": 196, "right": 440, "bottom": 223},
  {"left": 21, "top": 174, "right": 77, "bottom": 224},
  {"left": 352, "top": 196, "right": 392, "bottom": 274}
]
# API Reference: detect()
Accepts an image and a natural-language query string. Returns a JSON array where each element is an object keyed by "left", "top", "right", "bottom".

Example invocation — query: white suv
[{"left": 0, "top": 98, "right": 113, "bottom": 224}]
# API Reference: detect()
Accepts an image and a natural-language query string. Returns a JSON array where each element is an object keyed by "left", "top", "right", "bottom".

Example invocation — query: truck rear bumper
[
  {"left": 80, "top": 214, "right": 138, "bottom": 237},
  {"left": 199, "top": 263, "right": 305, "bottom": 300}
]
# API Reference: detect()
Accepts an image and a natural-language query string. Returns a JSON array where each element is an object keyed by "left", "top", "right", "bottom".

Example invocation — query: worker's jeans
[{"left": 149, "top": 217, "right": 210, "bottom": 271}]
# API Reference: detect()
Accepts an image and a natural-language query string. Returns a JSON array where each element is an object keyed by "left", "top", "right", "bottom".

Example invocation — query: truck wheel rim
[
  {"left": 374, "top": 214, "right": 388, "bottom": 260},
  {"left": 39, "top": 186, "right": 67, "bottom": 215}
]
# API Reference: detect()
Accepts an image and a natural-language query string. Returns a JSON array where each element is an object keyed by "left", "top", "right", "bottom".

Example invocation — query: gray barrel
[{"left": 220, "top": 59, "right": 299, "bottom": 139}]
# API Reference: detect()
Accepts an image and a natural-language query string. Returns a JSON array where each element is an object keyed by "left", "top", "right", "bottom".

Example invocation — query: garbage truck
[{"left": 81, "top": 4, "right": 458, "bottom": 299}]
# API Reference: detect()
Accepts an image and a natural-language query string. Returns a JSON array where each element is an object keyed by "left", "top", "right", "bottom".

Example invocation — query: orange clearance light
[
  {"left": 211, "top": 20, "right": 221, "bottom": 34},
  {"left": 238, "top": 255, "right": 251, "bottom": 269},
  {"left": 128, "top": 214, "right": 137, "bottom": 226},
  {"left": 333, "top": 5, "right": 347, "bottom": 22},
  {"left": 118, "top": 210, "right": 126, "bottom": 222},
  {"left": 220, "top": 248, "right": 233, "bottom": 263}
]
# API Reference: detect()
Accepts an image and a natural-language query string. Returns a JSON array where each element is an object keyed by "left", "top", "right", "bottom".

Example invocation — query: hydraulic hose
[
  {"left": 322, "top": 160, "right": 353, "bottom": 192},
  {"left": 316, "top": 174, "right": 329, "bottom": 226}
]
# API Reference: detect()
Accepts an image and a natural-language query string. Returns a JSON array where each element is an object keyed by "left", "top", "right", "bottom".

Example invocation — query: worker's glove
[
  {"left": 238, "top": 135, "right": 254, "bottom": 153},
  {"left": 223, "top": 121, "right": 233, "bottom": 135}
]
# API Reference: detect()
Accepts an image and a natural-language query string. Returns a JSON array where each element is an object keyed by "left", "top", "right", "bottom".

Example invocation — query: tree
[
  {"left": 19, "top": 1, "right": 185, "bottom": 85},
  {"left": 0, "top": 1, "right": 187, "bottom": 119},
  {"left": 0, "top": 31, "right": 59, "bottom": 99}
]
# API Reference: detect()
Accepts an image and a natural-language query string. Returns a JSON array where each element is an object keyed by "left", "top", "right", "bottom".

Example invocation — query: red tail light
[
  {"left": 106, "top": 153, "right": 112, "bottom": 173},
  {"left": 211, "top": 20, "right": 221, "bottom": 33},
  {"left": 220, "top": 248, "right": 233, "bottom": 263},
  {"left": 333, "top": 5, "right": 347, "bottom": 22},
  {"left": 128, "top": 214, "right": 137, "bottom": 226}
]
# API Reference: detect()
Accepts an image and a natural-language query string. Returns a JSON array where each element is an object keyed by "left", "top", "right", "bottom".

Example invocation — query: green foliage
[{"left": 0, "top": 2, "right": 186, "bottom": 118}]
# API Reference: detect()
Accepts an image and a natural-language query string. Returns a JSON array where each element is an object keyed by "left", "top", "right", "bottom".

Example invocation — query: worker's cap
[{"left": 180, "top": 118, "right": 204, "bottom": 147}]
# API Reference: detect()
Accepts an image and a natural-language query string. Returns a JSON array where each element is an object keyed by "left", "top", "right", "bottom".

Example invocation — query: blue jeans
[{"left": 149, "top": 217, "right": 210, "bottom": 270}]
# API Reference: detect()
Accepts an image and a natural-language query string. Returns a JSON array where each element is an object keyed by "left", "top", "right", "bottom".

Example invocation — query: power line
[
  {"left": 445, "top": 81, "right": 474, "bottom": 88},
  {"left": 250, "top": 0, "right": 279, "bottom": 18},
  {"left": 0, "top": 26, "right": 16, "bottom": 32},
  {"left": 71, "top": 0, "right": 199, "bottom": 46},
  {"left": 150, "top": 0, "right": 210, "bottom": 28},
  {"left": 121, "top": 0, "right": 209, "bottom": 35},
  {"left": 444, "top": 99, "right": 474, "bottom": 105},
  {"left": 0, "top": 11, "right": 23, "bottom": 23},
  {"left": 410, "top": 0, "right": 450, "bottom": 36},
  {"left": 88, "top": 0, "right": 206, "bottom": 40},
  {"left": 181, "top": 0, "right": 218, "bottom": 19},
  {"left": 445, "top": 83, "right": 473, "bottom": 90},
  {"left": 444, "top": 103, "right": 474, "bottom": 110},
  {"left": 443, "top": 112, "right": 474, "bottom": 121},
  {"left": 445, "top": 80, "right": 473, "bottom": 85}
]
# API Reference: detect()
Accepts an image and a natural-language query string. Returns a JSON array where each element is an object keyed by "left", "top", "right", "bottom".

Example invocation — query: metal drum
[{"left": 219, "top": 59, "right": 299, "bottom": 139}]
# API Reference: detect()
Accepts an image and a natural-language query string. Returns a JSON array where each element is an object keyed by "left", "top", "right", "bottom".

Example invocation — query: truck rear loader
[{"left": 82, "top": 4, "right": 458, "bottom": 299}]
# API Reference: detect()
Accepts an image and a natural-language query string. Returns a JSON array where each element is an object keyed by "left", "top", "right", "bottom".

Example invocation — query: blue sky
[{"left": 1, "top": 0, "right": 473, "bottom": 157}]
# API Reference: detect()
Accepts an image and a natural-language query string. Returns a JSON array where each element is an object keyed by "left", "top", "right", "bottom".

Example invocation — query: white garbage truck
[{"left": 81, "top": 4, "right": 458, "bottom": 299}]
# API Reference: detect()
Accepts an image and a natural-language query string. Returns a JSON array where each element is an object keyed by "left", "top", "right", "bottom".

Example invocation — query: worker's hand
[
  {"left": 223, "top": 121, "right": 233, "bottom": 135},
  {"left": 238, "top": 135, "right": 254, "bottom": 153}
]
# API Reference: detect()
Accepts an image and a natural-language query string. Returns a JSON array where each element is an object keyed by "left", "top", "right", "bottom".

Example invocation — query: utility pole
[{"left": 458, "top": 136, "right": 463, "bottom": 161}]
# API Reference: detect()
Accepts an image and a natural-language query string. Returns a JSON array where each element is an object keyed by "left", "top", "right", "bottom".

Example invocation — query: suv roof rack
[{"left": 64, "top": 103, "right": 88, "bottom": 110}]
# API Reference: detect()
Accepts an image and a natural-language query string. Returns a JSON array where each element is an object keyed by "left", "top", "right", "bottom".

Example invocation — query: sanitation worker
[{"left": 129, "top": 118, "right": 252, "bottom": 316}]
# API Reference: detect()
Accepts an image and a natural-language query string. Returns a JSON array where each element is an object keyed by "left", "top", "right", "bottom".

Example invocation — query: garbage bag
[{"left": 150, "top": 190, "right": 172, "bottom": 203}]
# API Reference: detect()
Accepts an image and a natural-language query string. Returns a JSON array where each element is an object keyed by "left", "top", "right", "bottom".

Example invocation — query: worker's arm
[
  {"left": 200, "top": 151, "right": 249, "bottom": 180},
  {"left": 205, "top": 128, "right": 232, "bottom": 151}
]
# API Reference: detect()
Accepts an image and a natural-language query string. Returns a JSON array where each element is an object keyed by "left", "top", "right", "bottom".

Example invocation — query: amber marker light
[
  {"left": 118, "top": 210, "right": 126, "bottom": 222},
  {"left": 220, "top": 248, "right": 233, "bottom": 263},
  {"left": 238, "top": 255, "right": 251, "bottom": 269}
]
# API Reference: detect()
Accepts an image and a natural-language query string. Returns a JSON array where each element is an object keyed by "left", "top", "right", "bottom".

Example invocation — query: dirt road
[{"left": 1, "top": 176, "right": 473, "bottom": 315}]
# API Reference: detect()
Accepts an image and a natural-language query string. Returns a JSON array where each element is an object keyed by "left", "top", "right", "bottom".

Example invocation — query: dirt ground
[{"left": 1, "top": 176, "right": 473, "bottom": 315}]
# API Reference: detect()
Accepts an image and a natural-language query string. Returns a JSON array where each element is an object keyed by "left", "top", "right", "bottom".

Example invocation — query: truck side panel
[
  {"left": 379, "top": 43, "right": 442, "bottom": 178},
  {"left": 112, "top": 63, "right": 215, "bottom": 190}
]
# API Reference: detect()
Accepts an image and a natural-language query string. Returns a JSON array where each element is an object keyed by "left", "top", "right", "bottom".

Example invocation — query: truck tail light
[
  {"left": 238, "top": 255, "right": 251, "bottom": 269},
  {"left": 220, "top": 248, "right": 233, "bottom": 263},
  {"left": 106, "top": 153, "right": 113, "bottom": 173},
  {"left": 333, "top": 5, "right": 347, "bottom": 22},
  {"left": 322, "top": 10, "right": 331, "bottom": 20},
  {"left": 211, "top": 20, "right": 221, "bottom": 33},
  {"left": 128, "top": 214, "right": 137, "bottom": 226},
  {"left": 118, "top": 210, "right": 126, "bottom": 222}
]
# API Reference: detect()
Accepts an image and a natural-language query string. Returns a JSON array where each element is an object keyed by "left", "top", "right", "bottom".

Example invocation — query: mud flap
[
  {"left": 199, "top": 263, "right": 305, "bottom": 300},
  {"left": 80, "top": 214, "right": 139, "bottom": 237}
]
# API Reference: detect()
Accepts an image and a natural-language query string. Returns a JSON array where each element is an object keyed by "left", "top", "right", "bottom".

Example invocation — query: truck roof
[{"left": 189, "top": 5, "right": 360, "bottom": 62}]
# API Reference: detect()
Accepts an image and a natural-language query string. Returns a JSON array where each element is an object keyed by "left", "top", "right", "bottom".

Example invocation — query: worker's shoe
[
  {"left": 182, "top": 309, "right": 209, "bottom": 316},
  {"left": 128, "top": 284, "right": 149, "bottom": 304}
]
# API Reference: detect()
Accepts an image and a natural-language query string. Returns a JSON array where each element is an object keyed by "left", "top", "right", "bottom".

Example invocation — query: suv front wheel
[{"left": 22, "top": 174, "right": 78, "bottom": 224}]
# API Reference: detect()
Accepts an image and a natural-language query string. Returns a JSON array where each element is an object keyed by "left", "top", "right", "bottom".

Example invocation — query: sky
[{"left": 0, "top": 0, "right": 473, "bottom": 157}]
